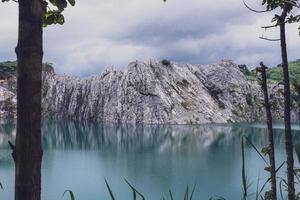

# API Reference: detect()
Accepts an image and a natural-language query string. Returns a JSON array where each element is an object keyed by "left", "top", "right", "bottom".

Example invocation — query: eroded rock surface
[{"left": 0, "top": 59, "right": 298, "bottom": 124}]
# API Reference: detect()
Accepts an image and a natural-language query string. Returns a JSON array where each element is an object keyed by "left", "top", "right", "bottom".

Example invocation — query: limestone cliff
[{"left": 0, "top": 59, "right": 298, "bottom": 124}]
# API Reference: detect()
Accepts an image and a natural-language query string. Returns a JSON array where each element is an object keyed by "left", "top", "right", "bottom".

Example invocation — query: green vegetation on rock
[
  {"left": 268, "top": 59, "right": 300, "bottom": 83},
  {"left": 239, "top": 59, "right": 300, "bottom": 83},
  {"left": 0, "top": 61, "right": 17, "bottom": 75},
  {"left": 0, "top": 61, "right": 54, "bottom": 76}
]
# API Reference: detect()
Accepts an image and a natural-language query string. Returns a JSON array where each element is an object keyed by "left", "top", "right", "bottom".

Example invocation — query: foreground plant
[
  {"left": 244, "top": 0, "right": 300, "bottom": 198},
  {"left": 61, "top": 179, "right": 198, "bottom": 200}
]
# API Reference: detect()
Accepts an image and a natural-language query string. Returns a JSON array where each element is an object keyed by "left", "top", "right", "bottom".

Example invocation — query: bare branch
[
  {"left": 259, "top": 36, "right": 281, "bottom": 41},
  {"left": 11, "top": 0, "right": 18, "bottom": 3},
  {"left": 243, "top": 0, "right": 275, "bottom": 13},
  {"left": 261, "top": 18, "right": 298, "bottom": 29},
  {"left": 261, "top": 23, "right": 280, "bottom": 29}
]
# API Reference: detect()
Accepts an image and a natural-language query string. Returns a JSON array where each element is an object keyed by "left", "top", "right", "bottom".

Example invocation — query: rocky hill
[{"left": 0, "top": 59, "right": 298, "bottom": 124}]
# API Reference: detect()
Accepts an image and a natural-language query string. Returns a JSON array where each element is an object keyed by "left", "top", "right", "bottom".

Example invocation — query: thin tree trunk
[
  {"left": 279, "top": 8, "right": 295, "bottom": 200},
  {"left": 298, "top": 86, "right": 300, "bottom": 126},
  {"left": 14, "top": 0, "right": 43, "bottom": 200},
  {"left": 259, "top": 62, "right": 277, "bottom": 200}
]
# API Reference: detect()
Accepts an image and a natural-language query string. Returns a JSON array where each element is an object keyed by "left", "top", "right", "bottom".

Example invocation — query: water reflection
[
  {"left": 0, "top": 121, "right": 300, "bottom": 200},
  {"left": 0, "top": 120, "right": 300, "bottom": 151}
]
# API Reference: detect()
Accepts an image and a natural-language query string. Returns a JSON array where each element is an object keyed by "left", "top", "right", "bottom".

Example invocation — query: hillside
[
  {"left": 268, "top": 59, "right": 300, "bottom": 82},
  {"left": 243, "top": 59, "right": 300, "bottom": 83}
]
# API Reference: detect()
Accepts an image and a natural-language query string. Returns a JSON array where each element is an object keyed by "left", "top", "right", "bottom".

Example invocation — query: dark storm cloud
[{"left": 111, "top": 8, "right": 253, "bottom": 45}]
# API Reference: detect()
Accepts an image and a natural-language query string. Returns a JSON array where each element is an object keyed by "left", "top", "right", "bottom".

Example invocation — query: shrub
[
  {"left": 246, "top": 93, "right": 253, "bottom": 106},
  {"left": 161, "top": 59, "right": 171, "bottom": 66}
]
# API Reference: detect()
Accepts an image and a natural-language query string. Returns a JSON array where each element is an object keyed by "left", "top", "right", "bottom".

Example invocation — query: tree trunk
[
  {"left": 259, "top": 62, "right": 277, "bottom": 200},
  {"left": 14, "top": 0, "right": 43, "bottom": 200},
  {"left": 279, "top": 8, "right": 295, "bottom": 200},
  {"left": 298, "top": 86, "right": 300, "bottom": 126}
]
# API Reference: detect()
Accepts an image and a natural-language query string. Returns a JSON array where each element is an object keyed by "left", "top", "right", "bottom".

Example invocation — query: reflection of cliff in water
[
  {"left": 0, "top": 120, "right": 299, "bottom": 151},
  {"left": 0, "top": 120, "right": 15, "bottom": 149}
]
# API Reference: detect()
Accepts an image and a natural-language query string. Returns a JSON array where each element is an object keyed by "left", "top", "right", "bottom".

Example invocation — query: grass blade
[
  {"left": 242, "top": 137, "right": 247, "bottom": 199},
  {"left": 62, "top": 190, "right": 75, "bottom": 200},
  {"left": 279, "top": 180, "right": 285, "bottom": 200},
  {"left": 295, "top": 143, "right": 300, "bottom": 164},
  {"left": 243, "top": 136, "right": 268, "bottom": 165},
  {"left": 255, "top": 162, "right": 285, "bottom": 198},
  {"left": 124, "top": 178, "right": 145, "bottom": 200},
  {"left": 105, "top": 179, "right": 115, "bottom": 200},
  {"left": 169, "top": 189, "right": 174, "bottom": 200},
  {"left": 184, "top": 185, "right": 189, "bottom": 200},
  {"left": 189, "top": 184, "right": 196, "bottom": 200},
  {"left": 133, "top": 190, "right": 137, "bottom": 200},
  {"left": 255, "top": 176, "right": 260, "bottom": 200},
  {"left": 276, "top": 161, "right": 285, "bottom": 173}
]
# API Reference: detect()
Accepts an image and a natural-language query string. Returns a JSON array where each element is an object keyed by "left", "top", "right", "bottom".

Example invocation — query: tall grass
[
  {"left": 241, "top": 135, "right": 299, "bottom": 200},
  {"left": 103, "top": 179, "right": 197, "bottom": 200}
]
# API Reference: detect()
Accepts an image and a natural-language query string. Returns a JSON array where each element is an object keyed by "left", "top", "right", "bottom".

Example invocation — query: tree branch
[
  {"left": 243, "top": 0, "right": 275, "bottom": 13},
  {"left": 259, "top": 36, "right": 281, "bottom": 41},
  {"left": 262, "top": 23, "right": 280, "bottom": 29}
]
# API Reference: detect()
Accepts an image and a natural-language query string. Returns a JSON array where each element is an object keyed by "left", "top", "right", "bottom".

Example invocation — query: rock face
[{"left": 0, "top": 59, "right": 299, "bottom": 124}]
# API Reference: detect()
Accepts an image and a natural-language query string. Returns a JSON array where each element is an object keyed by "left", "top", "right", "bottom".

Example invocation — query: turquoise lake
[{"left": 0, "top": 121, "right": 300, "bottom": 200}]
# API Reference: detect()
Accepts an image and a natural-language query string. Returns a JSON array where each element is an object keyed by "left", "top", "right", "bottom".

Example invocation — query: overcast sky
[{"left": 1, "top": 0, "right": 300, "bottom": 76}]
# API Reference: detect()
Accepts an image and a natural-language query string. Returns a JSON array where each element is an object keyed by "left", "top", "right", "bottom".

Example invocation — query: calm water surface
[{"left": 0, "top": 121, "right": 299, "bottom": 200}]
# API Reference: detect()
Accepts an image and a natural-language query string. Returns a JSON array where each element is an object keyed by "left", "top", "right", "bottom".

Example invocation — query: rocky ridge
[{"left": 0, "top": 59, "right": 298, "bottom": 124}]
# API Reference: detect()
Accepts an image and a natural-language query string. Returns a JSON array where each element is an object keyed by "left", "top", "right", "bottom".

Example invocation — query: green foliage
[
  {"left": 262, "top": 0, "right": 292, "bottom": 12},
  {"left": 42, "top": 0, "right": 76, "bottom": 27},
  {"left": 238, "top": 64, "right": 258, "bottom": 81},
  {"left": 245, "top": 74, "right": 259, "bottom": 81},
  {"left": 241, "top": 59, "right": 300, "bottom": 83},
  {"left": 0, "top": 61, "right": 54, "bottom": 75},
  {"left": 241, "top": 135, "right": 288, "bottom": 199},
  {"left": 268, "top": 59, "right": 300, "bottom": 83},
  {"left": 1, "top": 0, "right": 75, "bottom": 27},
  {"left": 261, "top": 146, "right": 270, "bottom": 156},
  {"left": 260, "top": 0, "right": 300, "bottom": 34},
  {"left": 238, "top": 64, "right": 251, "bottom": 76},
  {"left": 0, "top": 61, "right": 17, "bottom": 76}
]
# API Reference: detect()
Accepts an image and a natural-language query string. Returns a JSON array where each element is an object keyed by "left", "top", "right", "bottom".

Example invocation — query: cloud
[{"left": 0, "top": 0, "right": 300, "bottom": 76}]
